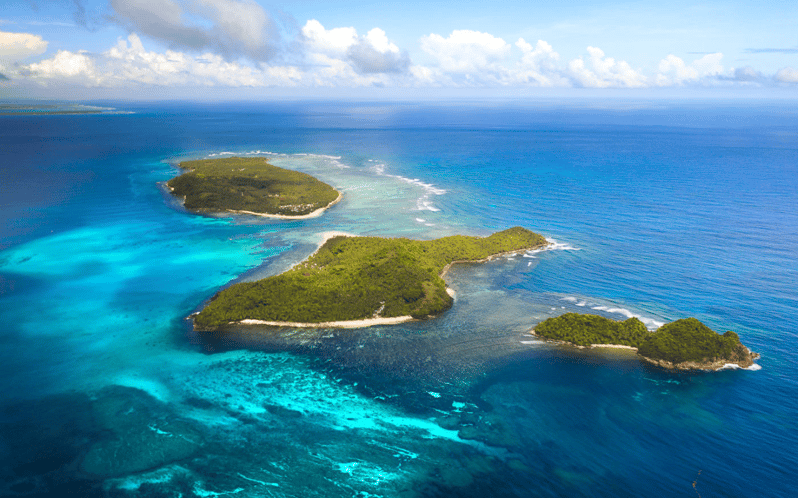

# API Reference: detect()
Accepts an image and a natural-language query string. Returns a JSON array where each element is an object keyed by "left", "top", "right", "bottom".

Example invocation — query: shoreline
[
  {"left": 528, "top": 329, "right": 638, "bottom": 350},
  {"left": 528, "top": 329, "right": 759, "bottom": 370},
  {"left": 227, "top": 235, "right": 542, "bottom": 330},
  {"left": 228, "top": 191, "right": 343, "bottom": 220},
  {"left": 229, "top": 231, "right": 406, "bottom": 329},
  {"left": 236, "top": 316, "right": 416, "bottom": 329},
  {"left": 164, "top": 181, "right": 343, "bottom": 220},
  {"left": 439, "top": 243, "right": 550, "bottom": 279}
]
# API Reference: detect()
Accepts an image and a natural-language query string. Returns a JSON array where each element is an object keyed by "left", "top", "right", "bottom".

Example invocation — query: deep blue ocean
[{"left": 1, "top": 100, "right": 796, "bottom": 497}]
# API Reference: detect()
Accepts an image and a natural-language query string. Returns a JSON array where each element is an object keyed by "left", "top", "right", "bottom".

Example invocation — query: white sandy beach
[
  {"left": 588, "top": 344, "right": 638, "bottom": 350},
  {"left": 228, "top": 191, "right": 343, "bottom": 220},
  {"left": 231, "top": 235, "right": 545, "bottom": 329},
  {"left": 237, "top": 316, "right": 415, "bottom": 329},
  {"left": 527, "top": 330, "right": 638, "bottom": 350}
]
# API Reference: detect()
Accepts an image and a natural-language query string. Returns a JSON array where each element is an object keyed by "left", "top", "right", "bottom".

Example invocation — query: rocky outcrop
[{"left": 639, "top": 345, "right": 760, "bottom": 371}]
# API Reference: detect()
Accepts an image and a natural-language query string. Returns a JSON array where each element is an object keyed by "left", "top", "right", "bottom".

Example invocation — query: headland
[{"left": 531, "top": 313, "right": 759, "bottom": 371}]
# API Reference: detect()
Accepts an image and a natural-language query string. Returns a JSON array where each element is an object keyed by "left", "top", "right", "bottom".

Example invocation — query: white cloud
[
  {"left": 301, "top": 20, "right": 410, "bottom": 76},
  {"left": 775, "top": 67, "right": 798, "bottom": 83},
  {"left": 11, "top": 23, "right": 793, "bottom": 93},
  {"left": 514, "top": 38, "right": 566, "bottom": 87},
  {"left": 420, "top": 30, "right": 510, "bottom": 75},
  {"left": 0, "top": 31, "right": 48, "bottom": 62},
  {"left": 692, "top": 52, "right": 724, "bottom": 77},
  {"left": 26, "top": 49, "right": 101, "bottom": 84},
  {"left": 301, "top": 20, "right": 357, "bottom": 56},
  {"left": 347, "top": 28, "right": 409, "bottom": 74},
  {"left": 24, "top": 34, "right": 299, "bottom": 88},
  {"left": 656, "top": 54, "right": 698, "bottom": 84},
  {"left": 567, "top": 46, "right": 647, "bottom": 88},
  {"left": 656, "top": 53, "right": 724, "bottom": 85}
]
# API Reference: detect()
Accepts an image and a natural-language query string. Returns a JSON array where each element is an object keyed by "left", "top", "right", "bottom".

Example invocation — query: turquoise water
[{"left": 0, "top": 101, "right": 796, "bottom": 497}]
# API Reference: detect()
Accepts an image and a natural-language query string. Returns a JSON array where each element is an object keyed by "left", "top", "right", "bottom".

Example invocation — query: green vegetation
[
  {"left": 637, "top": 318, "right": 751, "bottom": 365},
  {"left": 533, "top": 313, "right": 648, "bottom": 347},
  {"left": 194, "top": 227, "right": 547, "bottom": 329},
  {"left": 534, "top": 314, "right": 756, "bottom": 369},
  {"left": 167, "top": 156, "right": 339, "bottom": 216}
]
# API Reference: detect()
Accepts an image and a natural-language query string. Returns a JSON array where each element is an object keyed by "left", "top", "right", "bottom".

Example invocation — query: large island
[
  {"left": 167, "top": 156, "right": 341, "bottom": 218},
  {"left": 532, "top": 313, "right": 759, "bottom": 371},
  {"left": 193, "top": 227, "right": 548, "bottom": 330}
]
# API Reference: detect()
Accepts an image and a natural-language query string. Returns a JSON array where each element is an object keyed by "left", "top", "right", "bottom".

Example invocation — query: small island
[
  {"left": 193, "top": 227, "right": 548, "bottom": 330},
  {"left": 167, "top": 156, "right": 341, "bottom": 218},
  {"left": 532, "top": 313, "right": 759, "bottom": 371}
]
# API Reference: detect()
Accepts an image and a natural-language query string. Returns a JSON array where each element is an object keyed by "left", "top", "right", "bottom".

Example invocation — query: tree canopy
[
  {"left": 194, "top": 227, "right": 547, "bottom": 329},
  {"left": 534, "top": 313, "right": 753, "bottom": 367},
  {"left": 168, "top": 156, "right": 339, "bottom": 216}
]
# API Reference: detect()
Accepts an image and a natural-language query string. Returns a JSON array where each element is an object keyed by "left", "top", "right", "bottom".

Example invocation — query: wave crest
[{"left": 371, "top": 163, "right": 447, "bottom": 212}]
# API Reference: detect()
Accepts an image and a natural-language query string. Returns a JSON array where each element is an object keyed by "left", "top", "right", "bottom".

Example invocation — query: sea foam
[
  {"left": 721, "top": 363, "right": 762, "bottom": 371},
  {"left": 560, "top": 296, "right": 665, "bottom": 330},
  {"left": 371, "top": 163, "right": 447, "bottom": 212},
  {"left": 524, "top": 238, "right": 581, "bottom": 258}
]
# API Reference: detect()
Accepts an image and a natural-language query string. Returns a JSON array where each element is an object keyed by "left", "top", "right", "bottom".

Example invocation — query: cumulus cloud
[
  {"left": 109, "top": 0, "right": 279, "bottom": 61},
  {"left": 23, "top": 33, "right": 299, "bottom": 87},
  {"left": 775, "top": 67, "right": 798, "bottom": 83},
  {"left": 0, "top": 31, "right": 49, "bottom": 62},
  {"left": 301, "top": 20, "right": 410, "bottom": 76},
  {"left": 514, "top": 38, "right": 566, "bottom": 87},
  {"left": 347, "top": 28, "right": 409, "bottom": 74},
  {"left": 301, "top": 20, "right": 357, "bottom": 56},
  {"left": 420, "top": 30, "right": 510, "bottom": 75},
  {"left": 567, "top": 46, "right": 647, "bottom": 88},
  {"left": 11, "top": 23, "right": 793, "bottom": 93},
  {"left": 656, "top": 53, "right": 724, "bottom": 85},
  {"left": 26, "top": 49, "right": 100, "bottom": 84}
]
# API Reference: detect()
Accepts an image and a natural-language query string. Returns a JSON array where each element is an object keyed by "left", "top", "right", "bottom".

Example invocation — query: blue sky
[{"left": 1, "top": 0, "right": 797, "bottom": 99}]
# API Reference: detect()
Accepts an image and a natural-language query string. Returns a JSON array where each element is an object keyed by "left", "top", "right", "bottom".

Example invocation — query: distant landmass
[
  {"left": 167, "top": 156, "right": 341, "bottom": 218},
  {"left": 193, "top": 227, "right": 548, "bottom": 330},
  {"left": 532, "top": 313, "right": 759, "bottom": 370},
  {"left": 0, "top": 103, "right": 113, "bottom": 115}
]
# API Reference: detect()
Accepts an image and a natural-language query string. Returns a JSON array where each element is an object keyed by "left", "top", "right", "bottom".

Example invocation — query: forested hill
[
  {"left": 533, "top": 313, "right": 759, "bottom": 370},
  {"left": 194, "top": 227, "right": 547, "bottom": 329},
  {"left": 167, "top": 157, "right": 339, "bottom": 217}
]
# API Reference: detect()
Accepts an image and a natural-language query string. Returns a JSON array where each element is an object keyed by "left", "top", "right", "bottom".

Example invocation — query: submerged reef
[
  {"left": 193, "top": 227, "right": 548, "bottom": 330},
  {"left": 167, "top": 156, "right": 340, "bottom": 218},
  {"left": 0, "top": 386, "right": 203, "bottom": 495},
  {"left": 532, "top": 314, "right": 759, "bottom": 371}
]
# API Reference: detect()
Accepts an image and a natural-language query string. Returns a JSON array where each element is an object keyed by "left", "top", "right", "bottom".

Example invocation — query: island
[
  {"left": 173, "top": 158, "right": 757, "bottom": 372},
  {"left": 531, "top": 313, "right": 759, "bottom": 371},
  {"left": 0, "top": 103, "right": 109, "bottom": 115},
  {"left": 166, "top": 156, "right": 341, "bottom": 218},
  {"left": 193, "top": 227, "right": 548, "bottom": 330}
]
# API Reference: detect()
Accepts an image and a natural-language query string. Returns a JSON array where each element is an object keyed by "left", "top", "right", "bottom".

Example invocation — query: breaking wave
[{"left": 371, "top": 163, "right": 447, "bottom": 212}]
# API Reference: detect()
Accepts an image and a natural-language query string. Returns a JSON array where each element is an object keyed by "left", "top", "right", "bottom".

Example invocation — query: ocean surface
[{"left": 1, "top": 100, "right": 796, "bottom": 497}]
